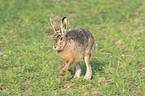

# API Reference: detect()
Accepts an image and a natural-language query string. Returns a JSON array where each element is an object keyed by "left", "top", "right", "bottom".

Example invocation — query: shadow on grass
[
  {"left": 67, "top": 60, "right": 109, "bottom": 80},
  {"left": 91, "top": 60, "right": 109, "bottom": 79}
]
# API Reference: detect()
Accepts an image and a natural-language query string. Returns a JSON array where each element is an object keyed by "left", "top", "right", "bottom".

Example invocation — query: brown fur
[{"left": 58, "top": 45, "right": 79, "bottom": 64}]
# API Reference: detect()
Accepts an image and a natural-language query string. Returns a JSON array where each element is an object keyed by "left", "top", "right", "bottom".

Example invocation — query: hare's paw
[
  {"left": 59, "top": 70, "right": 67, "bottom": 76},
  {"left": 74, "top": 69, "right": 81, "bottom": 78},
  {"left": 83, "top": 72, "right": 92, "bottom": 80},
  {"left": 83, "top": 76, "right": 91, "bottom": 80}
]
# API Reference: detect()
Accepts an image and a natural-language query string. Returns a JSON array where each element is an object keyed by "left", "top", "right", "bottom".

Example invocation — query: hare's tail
[
  {"left": 95, "top": 43, "right": 98, "bottom": 48},
  {"left": 90, "top": 43, "right": 97, "bottom": 57}
]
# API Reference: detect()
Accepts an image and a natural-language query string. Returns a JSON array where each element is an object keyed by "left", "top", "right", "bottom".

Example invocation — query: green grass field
[{"left": 0, "top": 0, "right": 145, "bottom": 95}]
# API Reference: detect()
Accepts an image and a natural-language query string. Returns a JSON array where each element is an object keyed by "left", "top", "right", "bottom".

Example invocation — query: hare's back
[{"left": 65, "top": 28, "right": 94, "bottom": 46}]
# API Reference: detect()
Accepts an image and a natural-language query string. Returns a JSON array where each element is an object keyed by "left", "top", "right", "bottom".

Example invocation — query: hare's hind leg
[
  {"left": 74, "top": 62, "right": 81, "bottom": 78},
  {"left": 84, "top": 55, "right": 92, "bottom": 80}
]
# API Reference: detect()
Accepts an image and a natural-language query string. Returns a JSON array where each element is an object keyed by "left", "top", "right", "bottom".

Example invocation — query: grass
[{"left": 0, "top": 0, "right": 145, "bottom": 95}]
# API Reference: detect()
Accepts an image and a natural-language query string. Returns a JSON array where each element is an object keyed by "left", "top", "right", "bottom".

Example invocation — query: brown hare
[{"left": 50, "top": 17, "right": 97, "bottom": 80}]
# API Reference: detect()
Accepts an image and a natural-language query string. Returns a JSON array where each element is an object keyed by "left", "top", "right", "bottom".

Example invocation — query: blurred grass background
[{"left": 0, "top": 0, "right": 145, "bottom": 95}]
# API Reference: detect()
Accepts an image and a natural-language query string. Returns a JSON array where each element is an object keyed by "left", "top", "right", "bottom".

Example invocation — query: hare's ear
[
  {"left": 60, "top": 17, "right": 67, "bottom": 35},
  {"left": 50, "top": 17, "right": 59, "bottom": 33}
]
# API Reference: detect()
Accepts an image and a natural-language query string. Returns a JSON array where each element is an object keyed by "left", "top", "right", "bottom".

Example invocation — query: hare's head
[{"left": 50, "top": 17, "right": 67, "bottom": 51}]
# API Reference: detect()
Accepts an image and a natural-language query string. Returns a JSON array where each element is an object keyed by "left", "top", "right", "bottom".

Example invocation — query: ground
[{"left": 0, "top": 0, "right": 145, "bottom": 95}]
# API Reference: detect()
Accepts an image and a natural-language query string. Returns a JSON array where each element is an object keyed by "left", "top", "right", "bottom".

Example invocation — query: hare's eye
[{"left": 60, "top": 37, "right": 63, "bottom": 40}]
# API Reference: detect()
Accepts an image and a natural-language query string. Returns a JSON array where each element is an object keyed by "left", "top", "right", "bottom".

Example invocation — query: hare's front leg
[
  {"left": 60, "top": 60, "right": 73, "bottom": 76},
  {"left": 74, "top": 62, "right": 81, "bottom": 78},
  {"left": 84, "top": 55, "right": 92, "bottom": 80}
]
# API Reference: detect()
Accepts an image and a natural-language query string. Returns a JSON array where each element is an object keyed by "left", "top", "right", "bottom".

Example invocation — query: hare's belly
[{"left": 58, "top": 49, "right": 79, "bottom": 63}]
